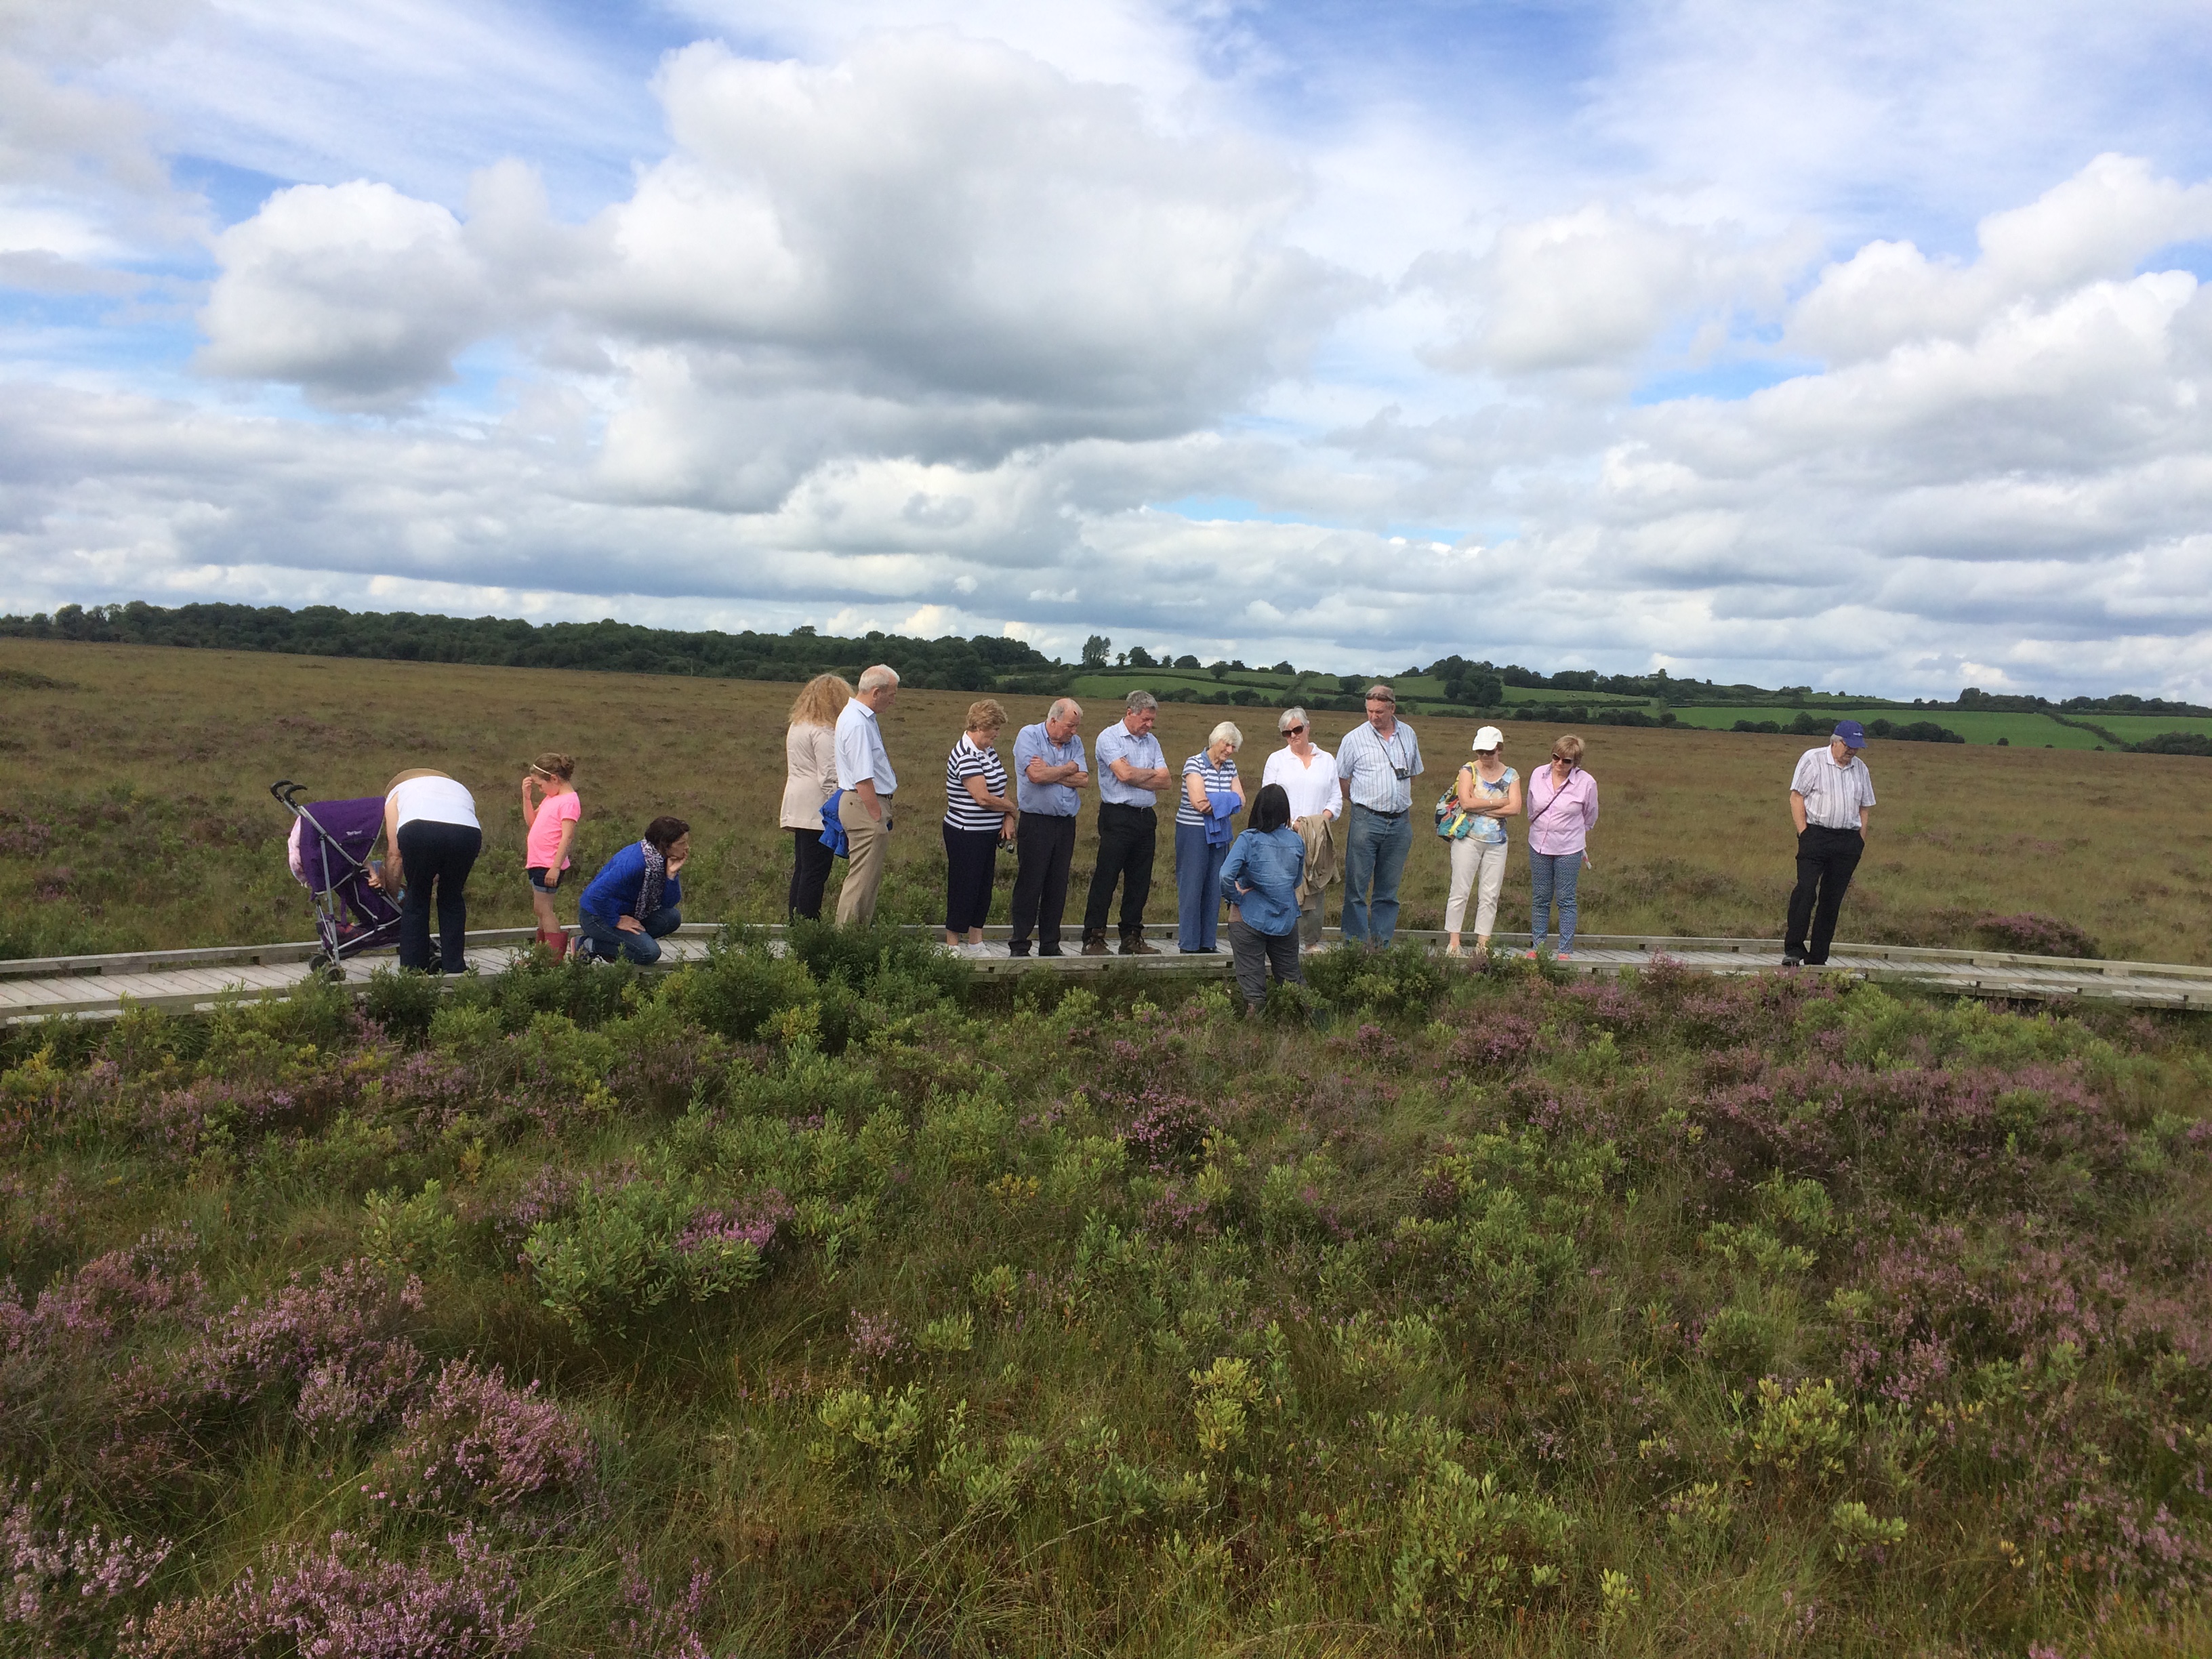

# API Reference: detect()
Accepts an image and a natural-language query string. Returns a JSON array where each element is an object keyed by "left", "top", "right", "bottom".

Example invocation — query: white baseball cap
[{"left": 1472, "top": 726, "right": 1504, "bottom": 752}]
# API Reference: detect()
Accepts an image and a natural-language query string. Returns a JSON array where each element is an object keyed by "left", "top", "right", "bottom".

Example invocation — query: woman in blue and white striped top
[
  {"left": 943, "top": 700, "right": 1015, "bottom": 951},
  {"left": 1173, "top": 721, "right": 1246, "bottom": 952}
]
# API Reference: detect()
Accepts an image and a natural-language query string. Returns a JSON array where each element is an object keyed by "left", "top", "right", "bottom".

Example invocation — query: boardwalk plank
[{"left": 8, "top": 931, "right": 2206, "bottom": 1023}]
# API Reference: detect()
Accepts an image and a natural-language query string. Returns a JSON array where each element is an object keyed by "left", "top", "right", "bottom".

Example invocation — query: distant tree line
[
  {"left": 5, "top": 602, "right": 2204, "bottom": 722},
  {"left": 0, "top": 602, "right": 1064, "bottom": 694}
]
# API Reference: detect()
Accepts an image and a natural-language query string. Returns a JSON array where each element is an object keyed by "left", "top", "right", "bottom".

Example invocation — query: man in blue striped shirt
[
  {"left": 1008, "top": 698, "right": 1088, "bottom": 957},
  {"left": 1334, "top": 684, "right": 1424, "bottom": 946},
  {"left": 1084, "top": 691, "right": 1172, "bottom": 955}
]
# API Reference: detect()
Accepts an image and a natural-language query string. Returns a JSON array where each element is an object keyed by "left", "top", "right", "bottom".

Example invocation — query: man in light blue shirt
[
  {"left": 1008, "top": 697, "right": 1088, "bottom": 957},
  {"left": 1084, "top": 691, "right": 1172, "bottom": 954},
  {"left": 1334, "top": 683, "right": 1424, "bottom": 946},
  {"left": 833, "top": 664, "right": 900, "bottom": 924}
]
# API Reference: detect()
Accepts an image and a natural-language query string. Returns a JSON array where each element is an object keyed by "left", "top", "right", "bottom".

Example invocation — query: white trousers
[{"left": 1445, "top": 837, "right": 1507, "bottom": 937}]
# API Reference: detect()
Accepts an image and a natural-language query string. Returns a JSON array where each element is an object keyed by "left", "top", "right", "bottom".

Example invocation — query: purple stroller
[{"left": 272, "top": 781, "right": 403, "bottom": 968}]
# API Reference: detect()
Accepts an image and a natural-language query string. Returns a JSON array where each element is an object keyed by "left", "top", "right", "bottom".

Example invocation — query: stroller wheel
[{"left": 306, "top": 951, "right": 342, "bottom": 982}]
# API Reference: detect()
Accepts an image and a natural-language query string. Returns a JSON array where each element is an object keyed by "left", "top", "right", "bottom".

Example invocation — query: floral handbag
[{"left": 1434, "top": 766, "right": 1481, "bottom": 840}]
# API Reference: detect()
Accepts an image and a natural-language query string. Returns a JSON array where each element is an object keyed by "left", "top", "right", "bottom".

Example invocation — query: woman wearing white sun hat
[{"left": 1439, "top": 725, "right": 1521, "bottom": 966}]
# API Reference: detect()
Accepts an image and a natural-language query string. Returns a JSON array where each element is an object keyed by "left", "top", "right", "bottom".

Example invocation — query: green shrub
[
  {"left": 1305, "top": 941, "right": 1448, "bottom": 1017},
  {"left": 1744, "top": 1376, "right": 1853, "bottom": 1479},
  {"left": 361, "top": 1179, "right": 460, "bottom": 1275},
  {"left": 1388, "top": 1461, "right": 1574, "bottom": 1634},
  {"left": 1698, "top": 1303, "right": 1782, "bottom": 1378},
  {"left": 1830, "top": 1498, "right": 1908, "bottom": 1562},
  {"left": 670, "top": 940, "right": 817, "bottom": 1042},
  {"left": 785, "top": 917, "right": 970, "bottom": 1006},
  {"left": 363, "top": 966, "right": 443, "bottom": 1043},
  {"left": 813, "top": 1384, "right": 925, "bottom": 1486},
  {"left": 520, "top": 1173, "right": 775, "bottom": 1336}
]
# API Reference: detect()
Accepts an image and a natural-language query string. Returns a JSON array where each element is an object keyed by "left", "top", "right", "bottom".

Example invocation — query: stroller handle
[{"left": 270, "top": 779, "right": 308, "bottom": 810}]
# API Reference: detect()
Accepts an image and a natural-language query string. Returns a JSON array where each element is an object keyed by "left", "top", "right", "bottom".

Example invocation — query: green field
[
  {"left": 2067, "top": 713, "right": 2212, "bottom": 743},
  {"left": 1666, "top": 706, "right": 2108, "bottom": 749}
]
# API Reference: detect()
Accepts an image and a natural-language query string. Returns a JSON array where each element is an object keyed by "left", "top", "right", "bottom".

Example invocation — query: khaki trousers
[{"left": 836, "top": 793, "right": 892, "bottom": 925}]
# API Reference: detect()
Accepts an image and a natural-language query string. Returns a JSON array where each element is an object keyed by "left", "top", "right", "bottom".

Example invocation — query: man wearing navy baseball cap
[{"left": 1783, "top": 719, "right": 1877, "bottom": 966}]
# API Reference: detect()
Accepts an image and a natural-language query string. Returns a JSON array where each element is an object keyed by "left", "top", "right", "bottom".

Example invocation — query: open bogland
[
  {"left": 3, "top": 932, "right": 2211, "bottom": 1656},
  {"left": 6, "top": 638, "right": 2212, "bottom": 966}
]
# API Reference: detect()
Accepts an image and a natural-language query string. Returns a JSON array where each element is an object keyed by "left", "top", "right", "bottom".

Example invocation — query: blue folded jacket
[
  {"left": 1203, "top": 788, "right": 1242, "bottom": 848},
  {"left": 820, "top": 790, "right": 849, "bottom": 858}
]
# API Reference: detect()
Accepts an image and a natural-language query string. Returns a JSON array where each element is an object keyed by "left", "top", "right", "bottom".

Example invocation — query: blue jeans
[
  {"left": 579, "top": 905, "right": 682, "bottom": 964},
  {"left": 1174, "top": 822, "right": 1231, "bottom": 951},
  {"left": 1529, "top": 853, "right": 1581, "bottom": 951},
  {"left": 1341, "top": 804, "right": 1412, "bottom": 945}
]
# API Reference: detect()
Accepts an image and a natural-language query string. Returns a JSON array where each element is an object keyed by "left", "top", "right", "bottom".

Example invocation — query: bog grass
[
  {"left": 3, "top": 638, "right": 2211, "bottom": 964},
  {"left": 2, "top": 935, "right": 2209, "bottom": 1655}
]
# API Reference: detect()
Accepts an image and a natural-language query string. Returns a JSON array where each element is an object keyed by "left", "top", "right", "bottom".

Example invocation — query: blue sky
[{"left": 3, "top": 0, "right": 2211, "bottom": 698}]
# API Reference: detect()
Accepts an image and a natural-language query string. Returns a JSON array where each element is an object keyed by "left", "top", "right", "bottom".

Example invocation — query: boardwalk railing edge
[{"left": 6, "top": 923, "right": 2208, "bottom": 985}]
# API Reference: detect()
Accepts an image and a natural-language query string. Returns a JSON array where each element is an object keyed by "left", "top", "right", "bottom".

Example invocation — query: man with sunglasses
[
  {"left": 1262, "top": 705, "right": 1340, "bottom": 951},
  {"left": 1334, "top": 683, "right": 1424, "bottom": 947}
]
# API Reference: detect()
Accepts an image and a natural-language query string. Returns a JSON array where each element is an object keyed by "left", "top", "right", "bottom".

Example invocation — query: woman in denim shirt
[{"left": 1219, "top": 783, "right": 1307, "bottom": 1015}]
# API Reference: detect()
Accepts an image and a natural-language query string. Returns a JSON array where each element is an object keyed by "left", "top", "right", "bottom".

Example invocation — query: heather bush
[
  {"left": 365, "top": 1360, "right": 597, "bottom": 1534},
  {"left": 2, "top": 954, "right": 2207, "bottom": 1656},
  {"left": 122, "top": 1528, "right": 531, "bottom": 1658},
  {"left": 196, "top": 1259, "right": 426, "bottom": 1433},
  {"left": 3, "top": 1483, "right": 170, "bottom": 1656}
]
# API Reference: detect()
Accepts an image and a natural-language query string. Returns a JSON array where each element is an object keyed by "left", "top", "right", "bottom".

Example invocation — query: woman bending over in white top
[{"left": 366, "top": 769, "right": 481, "bottom": 973}]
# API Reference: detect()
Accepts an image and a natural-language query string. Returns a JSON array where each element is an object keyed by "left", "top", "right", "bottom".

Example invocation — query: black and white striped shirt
[{"left": 943, "top": 736, "right": 1010, "bottom": 832}]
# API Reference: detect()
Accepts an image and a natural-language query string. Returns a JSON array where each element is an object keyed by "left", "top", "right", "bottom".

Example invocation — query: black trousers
[
  {"left": 1786, "top": 824, "right": 1863, "bottom": 964},
  {"left": 788, "top": 827, "right": 834, "bottom": 920},
  {"left": 1083, "top": 802, "right": 1156, "bottom": 941},
  {"left": 1009, "top": 812, "right": 1078, "bottom": 954},
  {"left": 1229, "top": 911, "right": 1303, "bottom": 1010},
  {"left": 943, "top": 825, "right": 1002, "bottom": 933},
  {"left": 396, "top": 819, "right": 481, "bottom": 973}
]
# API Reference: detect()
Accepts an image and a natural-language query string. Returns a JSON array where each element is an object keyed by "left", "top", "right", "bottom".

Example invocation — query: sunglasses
[{"left": 1284, "top": 724, "right": 1307, "bottom": 736}]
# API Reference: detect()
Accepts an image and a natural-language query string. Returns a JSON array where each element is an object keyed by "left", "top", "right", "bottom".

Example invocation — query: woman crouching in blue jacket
[
  {"left": 577, "top": 816, "right": 689, "bottom": 964},
  {"left": 1220, "top": 783, "right": 1306, "bottom": 1015}
]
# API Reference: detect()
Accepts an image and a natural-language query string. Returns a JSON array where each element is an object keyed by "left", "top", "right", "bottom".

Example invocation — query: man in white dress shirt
[
  {"left": 1261, "top": 705, "right": 1340, "bottom": 951},
  {"left": 834, "top": 664, "right": 901, "bottom": 925},
  {"left": 1783, "top": 719, "right": 1876, "bottom": 966}
]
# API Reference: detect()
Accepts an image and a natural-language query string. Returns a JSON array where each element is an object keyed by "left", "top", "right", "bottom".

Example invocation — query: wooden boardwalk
[{"left": 4, "top": 925, "right": 2209, "bottom": 1025}]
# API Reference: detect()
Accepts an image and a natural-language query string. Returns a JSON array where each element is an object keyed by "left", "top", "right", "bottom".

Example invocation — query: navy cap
[{"left": 1832, "top": 719, "right": 1866, "bottom": 748}]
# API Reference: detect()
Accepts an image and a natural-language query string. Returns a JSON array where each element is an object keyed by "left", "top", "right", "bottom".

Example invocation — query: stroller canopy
[{"left": 292, "top": 796, "right": 386, "bottom": 893}]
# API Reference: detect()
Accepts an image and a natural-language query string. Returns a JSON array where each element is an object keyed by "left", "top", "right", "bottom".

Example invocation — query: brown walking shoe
[
  {"left": 1121, "top": 936, "right": 1160, "bottom": 956},
  {"left": 1081, "top": 936, "right": 1110, "bottom": 956}
]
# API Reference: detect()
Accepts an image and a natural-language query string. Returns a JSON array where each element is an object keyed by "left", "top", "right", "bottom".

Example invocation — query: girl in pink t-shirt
[{"left": 521, "top": 752, "right": 582, "bottom": 958}]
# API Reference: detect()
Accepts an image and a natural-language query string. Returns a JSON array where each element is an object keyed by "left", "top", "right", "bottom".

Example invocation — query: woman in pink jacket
[{"left": 1523, "top": 734, "right": 1599, "bottom": 960}]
